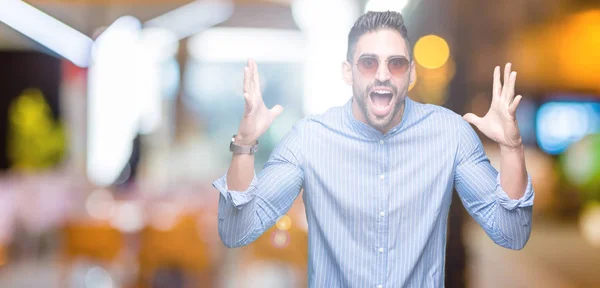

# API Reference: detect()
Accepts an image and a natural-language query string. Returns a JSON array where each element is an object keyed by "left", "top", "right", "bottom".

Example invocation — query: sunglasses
[{"left": 354, "top": 55, "right": 411, "bottom": 78}]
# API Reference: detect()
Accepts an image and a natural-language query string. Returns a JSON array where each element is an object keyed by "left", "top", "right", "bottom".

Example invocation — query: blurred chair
[
  {"left": 248, "top": 224, "right": 308, "bottom": 268},
  {"left": 59, "top": 220, "right": 125, "bottom": 287},
  {"left": 61, "top": 221, "right": 124, "bottom": 262},
  {"left": 137, "top": 213, "right": 215, "bottom": 288},
  {"left": 238, "top": 214, "right": 308, "bottom": 288},
  {"left": 0, "top": 243, "right": 6, "bottom": 268}
]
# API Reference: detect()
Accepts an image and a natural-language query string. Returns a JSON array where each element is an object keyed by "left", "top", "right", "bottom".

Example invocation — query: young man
[{"left": 213, "top": 11, "right": 534, "bottom": 287}]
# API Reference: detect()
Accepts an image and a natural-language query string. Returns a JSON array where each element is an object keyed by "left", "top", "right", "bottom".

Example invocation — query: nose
[{"left": 375, "top": 60, "right": 391, "bottom": 82}]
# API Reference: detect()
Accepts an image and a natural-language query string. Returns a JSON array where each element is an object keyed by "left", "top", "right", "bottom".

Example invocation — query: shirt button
[
  {"left": 379, "top": 174, "right": 385, "bottom": 180},
  {"left": 377, "top": 285, "right": 383, "bottom": 288},
  {"left": 379, "top": 140, "right": 384, "bottom": 145},
  {"left": 379, "top": 211, "right": 385, "bottom": 217},
  {"left": 378, "top": 247, "right": 384, "bottom": 253}
]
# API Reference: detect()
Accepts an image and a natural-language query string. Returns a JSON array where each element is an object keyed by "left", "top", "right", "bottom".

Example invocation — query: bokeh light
[
  {"left": 557, "top": 10, "right": 600, "bottom": 92},
  {"left": 84, "top": 266, "right": 114, "bottom": 288},
  {"left": 506, "top": 9, "right": 600, "bottom": 92},
  {"left": 270, "top": 229, "right": 290, "bottom": 249},
  {"left": 579, "top": 201, "right": 600, "bottom": 248},
  {"left": 85, "top": 189, "right": 116, "bottom": 220},
  {"left": 150, "top": 202, "right": 180, "bottom": 231},
  {"left": 109, "top": 201, "right": 144, "bottom": 233},
  {"left": 276, "top": 215, "right": 292, "bottom": 231},
  {"left": 364, "top": 0, "right": 410, "bottom": 13},
  {"left": 414, "top": 35, "right": 450, "bottom": 70},
  {"left": 561, "top": 134, "right": 600, "bottom": 200},
  {"left": 536, "top": 101, "right": 600, "bottom": 155}
]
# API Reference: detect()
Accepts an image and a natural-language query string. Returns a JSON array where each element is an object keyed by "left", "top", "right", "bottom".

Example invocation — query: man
[{"left": 213, "top": 11, "right": 534, "bottom": 287}]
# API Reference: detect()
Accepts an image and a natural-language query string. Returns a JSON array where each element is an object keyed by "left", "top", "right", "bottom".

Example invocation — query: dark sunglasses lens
[
  {"left": 357, "top": 57, "right": 379, "bottom": 76},
  {"left": 388, "top": 58, "right": 409, "bottom": 76}
]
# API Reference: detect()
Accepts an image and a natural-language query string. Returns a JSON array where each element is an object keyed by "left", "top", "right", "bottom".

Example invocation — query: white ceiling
[{"left": 0, "top": 1, "right": 301, "bottom": 51}]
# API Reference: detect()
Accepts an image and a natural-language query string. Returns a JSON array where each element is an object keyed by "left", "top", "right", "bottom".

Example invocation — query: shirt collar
[{"left": 344, "top": 95, "right": 414, "bottom": 139}]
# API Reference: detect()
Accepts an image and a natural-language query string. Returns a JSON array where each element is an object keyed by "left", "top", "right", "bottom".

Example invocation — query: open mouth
[{"left": 368, "top": 87, "right": 394, "bottom": 116}]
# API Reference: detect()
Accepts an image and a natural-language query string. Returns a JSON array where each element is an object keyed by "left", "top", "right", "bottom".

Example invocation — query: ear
[
  {"left": 342, "top": 60, "right": 353, "bottom": 86},
  {"left": 409, "top": 61, "right": 417, "bottom": 85}
]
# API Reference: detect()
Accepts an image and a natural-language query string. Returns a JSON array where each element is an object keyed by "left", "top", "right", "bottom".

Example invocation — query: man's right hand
[{"left": 235, "top": 59, "right": 284, "bottom": 146}]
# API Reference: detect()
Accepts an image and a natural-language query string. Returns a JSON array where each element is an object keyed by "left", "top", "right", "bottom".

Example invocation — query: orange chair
[
  {"left": 248, "top": 223, "right": 308, "bottom": 269},
  {"left": 0, "top": 244, "right": 6, "bottom": 268},
  {"left": 238, "top": 212, "right": 309, "bottom": 288},
  {"left": 137, "top": 213, "right": 215, "bottom": 288},
  {"left": 59, "top": 220, "right": 125, "bottom": 287},
  {"left": 62, "top": 222, "right": 124, "bottom": 262}
]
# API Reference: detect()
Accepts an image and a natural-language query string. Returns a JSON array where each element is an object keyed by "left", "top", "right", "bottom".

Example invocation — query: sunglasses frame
[{"left": 352, "top": 55, "right": 412, "bottom": 78}]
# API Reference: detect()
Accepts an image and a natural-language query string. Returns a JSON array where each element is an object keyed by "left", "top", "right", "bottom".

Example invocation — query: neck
[{"left": 351, "top": 97, "right": 406, "bottom": 134}]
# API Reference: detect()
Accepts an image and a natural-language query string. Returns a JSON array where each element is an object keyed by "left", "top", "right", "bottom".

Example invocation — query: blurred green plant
[
  {"left": 560, "top": 133, "right": 600, "bottom": 202},
  {"left": 7, "top": 88, "right": 66, "bottom": 171}
]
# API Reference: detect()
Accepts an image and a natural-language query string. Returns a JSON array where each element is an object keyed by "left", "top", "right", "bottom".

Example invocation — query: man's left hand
[{"left": 463, "top": 63, "right": 523, "bottom": 149}]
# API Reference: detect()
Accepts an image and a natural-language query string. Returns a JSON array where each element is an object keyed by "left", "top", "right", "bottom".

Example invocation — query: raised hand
[
  {"left": 463, "top": 63, "right": 523, "bottom": 149},
  {"left": 235, "top": 59, "right": 284, "bottom": 146}
]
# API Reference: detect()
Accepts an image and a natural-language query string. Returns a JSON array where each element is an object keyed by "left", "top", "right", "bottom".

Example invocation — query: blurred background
[{"left": 0, "top": 0, "right": 599, "bottom": 287}]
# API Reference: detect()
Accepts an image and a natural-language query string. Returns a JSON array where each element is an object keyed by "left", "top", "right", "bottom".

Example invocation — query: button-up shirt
[{"left": 213, "top": 96, "right": 534, "bottom": 287}]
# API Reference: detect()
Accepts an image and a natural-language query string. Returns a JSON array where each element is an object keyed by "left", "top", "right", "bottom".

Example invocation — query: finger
[
  {"left": 243, "top": 92, "right": 252, "bottom": 106},
  {"left": 504, "top": 71, "right": 517, "bottom": 103},
  {"left": 243, "top": 93, "right": 253, "bottom": 115},
  {"left": 247, "top": 59, "right": 255, "bottom": 96},
  {"left": 270, "top": 104, "right": 284, "bottom": 119},
  {"left": 492, "top": 66, "right": 501, "bottom": 100},
  {"left": 509, "top": 95, "right": 522, "bottom": 115},
  {"left": 462, "top": 113, "right": 482, "bottom": 127},
  {"left": 503, "top": 63, "right": 511, "bottom": 90},
  {"left": 251, "top": 59, "right": 262, "bottom": 99},
  {"left": 243, "top": 66, "right": 250, "bottom": 95}
]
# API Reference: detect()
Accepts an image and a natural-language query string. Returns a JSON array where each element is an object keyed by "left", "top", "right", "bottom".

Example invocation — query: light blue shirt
[{"left": 213, "top": 96, "right": 534, "bottom": 287}]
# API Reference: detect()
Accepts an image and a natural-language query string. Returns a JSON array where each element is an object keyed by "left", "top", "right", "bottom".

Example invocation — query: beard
[{"left": 353, "top": 79, "right": 405, "bottom": 131}]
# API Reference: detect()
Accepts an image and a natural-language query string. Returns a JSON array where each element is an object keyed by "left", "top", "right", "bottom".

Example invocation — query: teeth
[{"left": 374, "top": 90, "right": 392, "bottom": 94}]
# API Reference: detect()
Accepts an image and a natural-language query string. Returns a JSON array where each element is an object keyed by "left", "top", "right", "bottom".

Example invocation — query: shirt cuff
[
  {"left": 212, "top": 169, "right": 258, "bottom": 209},
  {"left": 494, "top": 173, "right": 534, "bottom": 210}
]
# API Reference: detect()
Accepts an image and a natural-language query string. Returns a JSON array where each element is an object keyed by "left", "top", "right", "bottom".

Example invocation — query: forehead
[{"left": 354, "top": 29, "right": 408, "bottom": 60}]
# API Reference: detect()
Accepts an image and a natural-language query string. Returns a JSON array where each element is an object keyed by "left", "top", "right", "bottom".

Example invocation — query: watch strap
[{"left": 230, "top": 135, "right": 259, "bottom": 154}]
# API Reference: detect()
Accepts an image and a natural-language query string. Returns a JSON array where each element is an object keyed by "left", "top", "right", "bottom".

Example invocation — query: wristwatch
[{"left": 229, "top": 134, "right": 259, "bottom": 154}]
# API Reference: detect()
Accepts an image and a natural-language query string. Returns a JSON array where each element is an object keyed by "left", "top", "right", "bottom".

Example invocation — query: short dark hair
[{"left": 346, "top": 11, "right": 411, "bottom": 62}]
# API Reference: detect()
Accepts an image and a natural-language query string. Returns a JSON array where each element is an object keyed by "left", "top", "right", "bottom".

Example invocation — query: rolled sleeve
[
  {"left": 494, "top": 173, "right": 535, "bottom": 211},
  {"left": 454, "top": 117, "right": 534, "bottom": 249},
  {"left": 212, "top": 118, "right": 306, "bottom": 248},
  {"left": 212, "top": 169, "right": 258, "bottom": 209}
]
